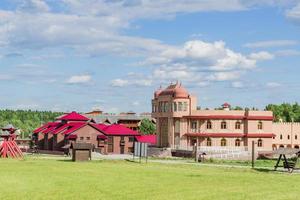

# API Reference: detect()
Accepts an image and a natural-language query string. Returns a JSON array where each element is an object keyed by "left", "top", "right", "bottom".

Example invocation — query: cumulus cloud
[
  {"left": 0, "top": 0, "right": 290, "bottom": 89},
  {"left": 249, "top": 51, "right": 274, "bottom": 60},
  {"left": 244, "top": 40, "right": 298, "bottom": 48},
  {"left": 66, "top": 75, "right": 91, "bottom": 84}
]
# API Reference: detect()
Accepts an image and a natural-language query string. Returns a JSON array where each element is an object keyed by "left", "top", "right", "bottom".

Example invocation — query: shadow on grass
[
  {"left": 253, "top": 168, "right": 276, "bottom": 173},
  {"left": 56, "top": 159, "right": 73, "bottom": 162}
]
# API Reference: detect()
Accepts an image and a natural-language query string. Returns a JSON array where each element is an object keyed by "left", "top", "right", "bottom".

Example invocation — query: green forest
[
  {"left": 0, "top": 110, "right": 63, "bottom": 138},
  {"left": 0, "top": 103, "right": 299, "bottom": 138}
]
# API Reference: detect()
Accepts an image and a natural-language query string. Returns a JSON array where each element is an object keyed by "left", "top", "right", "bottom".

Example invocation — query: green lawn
[{"left": 0, "top": 156, "right": 299, "bottom": 200}]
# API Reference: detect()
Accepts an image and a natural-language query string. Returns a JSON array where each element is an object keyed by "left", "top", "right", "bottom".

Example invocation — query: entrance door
[
  {"left": 108, "top": 136, "right": 114, "bottom": 153},
  {"left": 120, "top": 136, "right": 125, "bottom": 154}
]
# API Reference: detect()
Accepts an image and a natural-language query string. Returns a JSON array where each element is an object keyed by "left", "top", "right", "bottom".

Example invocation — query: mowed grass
[{"left": 0, "top": 157, "right": 300, "bottom": 200}]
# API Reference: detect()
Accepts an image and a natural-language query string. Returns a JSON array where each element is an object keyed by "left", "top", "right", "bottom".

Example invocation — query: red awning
[{"left": 97, "top": 135, "right": 108, "bottom": 140}]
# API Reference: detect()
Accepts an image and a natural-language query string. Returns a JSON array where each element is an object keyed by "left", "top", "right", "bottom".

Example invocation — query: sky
[{"left": 0, "top": 0, "right": 300, "bottom": 113}]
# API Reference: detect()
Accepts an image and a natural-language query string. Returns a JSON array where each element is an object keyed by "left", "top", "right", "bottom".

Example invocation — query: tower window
[
  {"left": 258, "top": 139, "right": 263, "bottom": 147},
  {"left": 235, "top": 139, "right": 241, "bottom": 147},
  {"left": 221, "top": 121, "right": 227, "bottom": 129},
  {"left": 207, "top": 138, "right": 212, "bottom": 146},
  {"left": 235, "top": 121, "right": 241, "bottom": 129},
  {"left": 178, "top": 102, "right": 183, "bottom": 111},
  {"left": 258, "top": 121, "right": 263, "bottom": 130},
  {"left": 221, "top": 138, "right": 227, "bottom": 146},
  {"left": 207, "top": 121, "right": 212, "bottom": 129},
  {"left": 183, "top": 102, "right": 188, "bottom": 111},
  {"left": 173, "top": 102, "right": 177, "bottom": 112},
  {"left": 191, "top": 121, "right": 197, "bottom": 132}
]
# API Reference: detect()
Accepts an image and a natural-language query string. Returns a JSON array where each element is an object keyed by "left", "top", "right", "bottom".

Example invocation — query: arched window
[
  {"left": 280, "top": 134, "right": 283, "bottom": 140},
  {"left": 221, "top": 121, "right": 227, "bottom": 129},
  {"left": 207, "top": 120, "right": 212, "bottom": 129},
  {"left": 221, "top": 138, "right": 227, "bottom": 146},
  {"left": 235, "top": 121, "right": 241, "bottom": 129},
  {"left": 207, "top": 138, "right": 212, "bottom": 146},
  {"left": 235, "top": 139, "right": 241, "bottom": 147},
  {"left": 257, "top": 139, "right": 263, "bottom": 147},
  {"left": 295, "top": 135, "right": 298, "bottom": 140},
  {"left": 288, "top": 135, "right": 290, "bottom": 140},
  {"left": 258, "top": 121, "right": 263, "bottom": 130}
]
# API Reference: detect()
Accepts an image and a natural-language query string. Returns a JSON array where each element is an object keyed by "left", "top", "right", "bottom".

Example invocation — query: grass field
[{"left": 0, "top": 156, "right": 299, "bottom": 200}]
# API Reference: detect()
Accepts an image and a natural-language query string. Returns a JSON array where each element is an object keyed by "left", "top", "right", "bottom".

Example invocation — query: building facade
[
  {"left": 32, "top": 112, "right": 143, "bottom": 154},
  {"left": 152, "top": 83, "right": 300, "bottom": 151}
]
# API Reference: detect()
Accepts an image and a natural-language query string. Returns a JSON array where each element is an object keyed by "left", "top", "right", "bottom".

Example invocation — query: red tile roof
[
  {"left": 60, "top": 122, "right": 86, "bottom": 135},
  {"left": 33, "top": 122, "right": 58, "bottom": 134},
  {"left": 57, "top": 111, "right": 90, "bottom": 121},
  {"left": 101, "top": 124, "right": 140, "bottom": 136},
  {"left": 135, "top": 135, "right": 156, "bottom": 145}
]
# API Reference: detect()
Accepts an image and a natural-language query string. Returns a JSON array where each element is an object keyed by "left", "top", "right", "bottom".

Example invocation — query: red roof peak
[{"left": 57, "top": 111, "right": 90, "bottom": 121}]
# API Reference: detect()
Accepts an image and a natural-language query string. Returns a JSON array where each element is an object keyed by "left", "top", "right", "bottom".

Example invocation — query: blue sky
[{"left": 1, "top": 0, "right": 300, "bottom": 113}]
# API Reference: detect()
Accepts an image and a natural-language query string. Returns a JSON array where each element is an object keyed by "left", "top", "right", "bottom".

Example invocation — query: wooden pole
[
  {"left": 252, "top": 140, "right": 255, "bottom": 168},
  {"left": 194, "top": 143, "right": 197, "bottom": 162}
]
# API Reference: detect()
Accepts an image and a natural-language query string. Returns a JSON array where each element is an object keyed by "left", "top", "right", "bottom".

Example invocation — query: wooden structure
[
  {"left": 71, "top": 143, "right": 92, "bottom": 162},
  {"left": 0, "top": 125, "right": 23, "bottom": 158},
  {"left": 274, "top": 148, "right": 300, "bottom": 173}
]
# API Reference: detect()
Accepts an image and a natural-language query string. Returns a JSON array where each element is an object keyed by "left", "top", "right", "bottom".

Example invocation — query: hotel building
[{"left": 152, "top": 83, "right": 300, "bottom": 151}]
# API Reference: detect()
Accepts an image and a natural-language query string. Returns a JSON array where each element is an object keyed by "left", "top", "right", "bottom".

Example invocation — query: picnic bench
[{"left": 274, "top": 148, "right": 300, "bottom": 173}]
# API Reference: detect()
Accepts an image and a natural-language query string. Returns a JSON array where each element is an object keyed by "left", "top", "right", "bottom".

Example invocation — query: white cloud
[
  {"left": 249, "top": 51, "right": 274, "bottom": 60},
  {"left": 207, "top": 71, "right": 242, "bottom": 81},
  {"left": 286, "top": 2, "right": 300, "bottom": 22},
  {"left": 275, "top": 49, "right": 300, "bottom": 57},
  {"left": 244, "top": 40, "right": 298, "bottom": 48},
  {"left": 266, "top": 82, "right": 282, "bottom": 88},
  {"left": 111, "top": 79, "right": 129, "bottom": 87},
  {"left": 146, "top": 40, "right": 257, "bottom": 71},
  {"left": 66, "top": 75, "right": 91, "bottom": 84},
  {"left": 132, "top": 101, "right": 140, "bottom": 106},
  {"left": 0, "top": 1, "right": 294, "bottom": 90}
]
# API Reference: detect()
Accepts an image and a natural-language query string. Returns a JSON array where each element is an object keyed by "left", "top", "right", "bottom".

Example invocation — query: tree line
[{"left": 0, "top": 110, "right": 63, "bottom": 138}]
